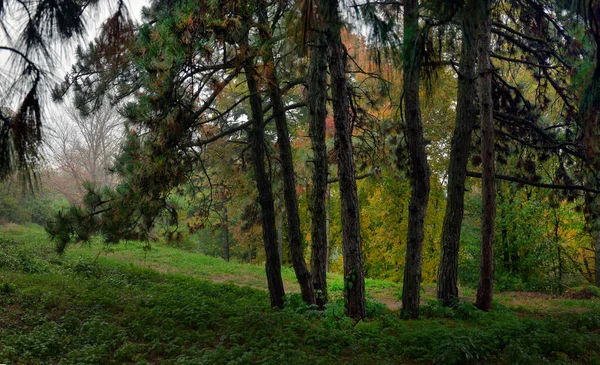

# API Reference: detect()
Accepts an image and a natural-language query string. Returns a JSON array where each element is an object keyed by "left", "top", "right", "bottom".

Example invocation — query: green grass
[{"left": 2, "top": 224, "right": 600, "bottom": 364}]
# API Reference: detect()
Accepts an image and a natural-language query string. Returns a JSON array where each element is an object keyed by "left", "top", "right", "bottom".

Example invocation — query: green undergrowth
[{"left": 2, "top": 224, "right": 600, "bottom": 364}]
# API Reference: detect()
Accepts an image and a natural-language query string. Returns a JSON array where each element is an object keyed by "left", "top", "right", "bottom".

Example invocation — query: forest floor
[{"left": 2, "top": 224, "right": 600, "bottom": 364}]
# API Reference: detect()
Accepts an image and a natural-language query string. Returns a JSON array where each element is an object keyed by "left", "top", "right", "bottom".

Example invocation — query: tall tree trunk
[
  {"left": 222, "top": 204, "right": 229, "bottom": 262},
  {"left": 259, "top": 27, "right": 316, "bottom": 306},
  {"left": 243, "top": 48, "right": 285, "bottom": 309},
  {"left": 401, "top": 0, "right": 430, "bottom": 319},
  {"left": 581, "top": 2, "right": 600, "bottom": 288},
  {"left": 325, "top": 0, "right": 366, "bottom": 319},
  {"left": 475, "top": 0, "right": 495, "bottom": 311},
  {"left": 308, "top": 28, "right": 330, "bottom": 308},
  {"left": 436, "top": 1, "right": 478, "bottom": 307}
]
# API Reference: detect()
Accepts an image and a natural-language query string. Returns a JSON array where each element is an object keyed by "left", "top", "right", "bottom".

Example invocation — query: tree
[
  {"left": 324, "top": 0, "right": 366, "bottom": 318},
  {"left": 243, "top": 39, "right": 286, "bottom": 308},
  {"left": 577, "top": 0, "right": 600, "bottom": 287},
  {"left": 475, "top": 0, "right": 495, "bottom": 311},
  {"left": 437, "top": 0, "right": 478, "bottom": 306},
  {"left": 306, "top": 7, "right": 330, "bottom": 309},
  {"left": 255, "top": 0, "right": 315, "bottom": 306},
  {"left": 401, "top": 0, "right": 431, "bottom": 319}
]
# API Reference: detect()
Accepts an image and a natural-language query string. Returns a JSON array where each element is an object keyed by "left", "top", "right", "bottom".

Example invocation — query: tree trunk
[
  {"left": 308, "top": 28, "right": 330, "bottom": 308},
  {"left": 401, "top": 0, "right": 430, "bottom": 319},
  {"left": 243, "top": 48, "right": 285, "bottom": 309},
  {"left": 475, "top": 0, "right": 495, "bottom": 312},
  {"left": 326, "top": 184, "right": 331, "bottom": 273},
  {"left": 554, "top": 213, "right": 563, "bottom": 284},
  {"left": 325, "top": 0, "right": 366, "bottom": 319},
  {"left": 260, "top": 27, "right": 316, "bottom": 306},
  {"left": 436, "top": 1, "right": 478, "bottom": 307},
  {"left": 581, "top": 2, "right": 600, "bottom": 287},
  {"left": 277, "top": 206, "right": 283, "bottom": 265},
  {"left": 585, "top": 193, "right": 600, "bottom": 286},
  {"left": 222, "top": 204, "right": 229, "bottom": 262}
]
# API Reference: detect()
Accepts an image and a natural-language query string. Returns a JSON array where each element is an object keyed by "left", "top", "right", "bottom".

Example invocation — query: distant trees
[{"left": 48, "top": 103, "right": 123, "bottom": 204}]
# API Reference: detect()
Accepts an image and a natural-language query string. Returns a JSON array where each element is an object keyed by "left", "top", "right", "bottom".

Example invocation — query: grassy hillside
[{"left": 2, "top": 224, "right": 600, "bottom": 364}]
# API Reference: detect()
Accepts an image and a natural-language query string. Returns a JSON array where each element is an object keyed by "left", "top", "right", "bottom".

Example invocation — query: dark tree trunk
[
  {"left": 585, "top": 187, "right": 600, "bottom": 287},
  {"left": 326, "top": 185, "right": 331, "bottom": 273},
  {"left": 222, "top": 205, "right": 229, "bottom": 262},
  {"left": 581, "top": 3, "right": 600, "bottom": 288},
  {"left": 475, "top": 0, "right": 496, "bottom": 312},
  {"left": 325, "top": 0, "right": 366, "bottom": 319},
  {"left": 260, "top": 30, "right": 316, "bottom": 306},
  {"left": 243, "top": 50, "right": 285, "bottom": 309},
  {"left": 401, "top": 0, "right": 431, "bottom": 319},
  {"left": 308, "top": 29, "right": 330, "bottom": 308},
  {"left": 436, "top": 1, "right": 478, "bottom": 307}
]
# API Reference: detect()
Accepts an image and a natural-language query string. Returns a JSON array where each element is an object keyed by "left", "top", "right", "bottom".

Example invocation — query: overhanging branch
[{"left": 466, "top": 171, "right": 600, "bottom": 193}]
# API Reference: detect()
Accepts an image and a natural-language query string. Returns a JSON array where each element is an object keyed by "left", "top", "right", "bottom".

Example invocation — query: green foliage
[
  {"left": 2, "top": 224, "right": 600, "bottom": 364},
  {"left": 458, "top": 181, "right": 589, "bottom": 293},
  {"left": 0, "top": 179, "right": 67, "bottom": 225}
]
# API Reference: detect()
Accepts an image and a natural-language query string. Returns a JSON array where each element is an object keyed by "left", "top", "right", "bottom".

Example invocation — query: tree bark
[
  {"left": 325, "top": 0, "right": 366, "bottom": 319},
  {"left": 475, "top": 0, "right": 496, "bottom": 312},
  {"left": 401, "top": 0, "right": 430, "bottom": 319},
  {"left": 243, "top": 49, "right": 285, "bottom": 309},
  {"left": 437, "top": 1, "right": 478, "bottom": 307},
  {"left": 308, "top": 28, "right": 330, "bottom": 308}
]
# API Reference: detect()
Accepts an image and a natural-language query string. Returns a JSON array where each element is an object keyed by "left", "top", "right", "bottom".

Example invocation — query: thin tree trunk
[
  {"left": 554, "top": 213, "right": 563, "bottom": 284},
  {"left": 502, "top": 227, "right": 509, "bottom": 271},
  {"left": 401, "top": 0, "right": 430, "bottom": 319},
  {"left": 594, "top": 217, "right": 600, "bottom": 287},
  {"left": 325, "top": 0, "right": 366, "bottom": 319},
  {"left": 260, "top": 27, "right": 316, "bottom": 306},
  {"left": 223, "top": 205, "right": 229, "bottom": 262},
  {"left": 475, "top": 0, "right": 495, "bottom": 312},
  {"left": 277, "top": 206, "right": 283, "bottom": 265},
  {"left": 243, "top": 46, "right": 285, "bottom": 309},
  {"left": 436, "top": 1, "right": 478, "bottom": 307},
  {"left": 326, "top": 184, "right": 331, "bottom": 273},
  {"left": 308, "top": 28, "right": 330, "bottom": 308}
]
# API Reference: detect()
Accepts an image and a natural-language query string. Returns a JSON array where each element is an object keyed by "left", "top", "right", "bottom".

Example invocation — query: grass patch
[{"left": 1, "top": 224, "right": 600, "bottom": 364}]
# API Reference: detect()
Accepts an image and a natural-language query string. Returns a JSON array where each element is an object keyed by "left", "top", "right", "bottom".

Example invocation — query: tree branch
[
  {"left": 328, "top": 167, "right": 379, "bottom": 184},
  {"left": 466, "top": 171, "right": 600, "bottom": 193}
]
